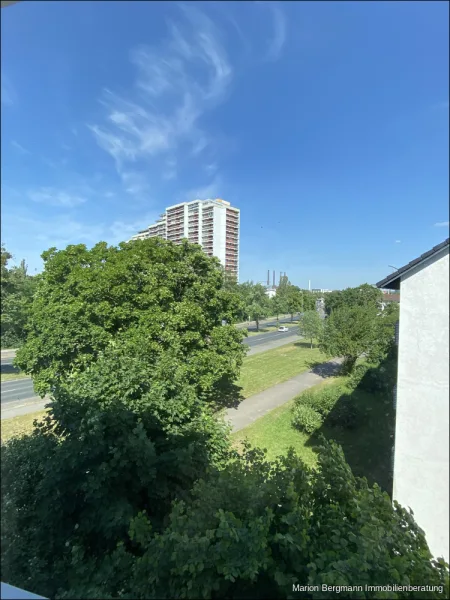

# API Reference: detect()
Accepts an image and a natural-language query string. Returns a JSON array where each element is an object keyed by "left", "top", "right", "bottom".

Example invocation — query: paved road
[
  {"left": 244, "top": 325, "right": 299, "bottom": 348},
  {"left": 2, "top": 377, "right": 37, "bottom": 404},
  {"left": 1, "top": 322, "right": 302, "bottom": 413}
]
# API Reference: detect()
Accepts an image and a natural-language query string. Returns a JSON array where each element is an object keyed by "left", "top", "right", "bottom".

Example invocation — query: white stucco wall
[{"left": 394, "top": 246, "right": 449, "bottom": 560}]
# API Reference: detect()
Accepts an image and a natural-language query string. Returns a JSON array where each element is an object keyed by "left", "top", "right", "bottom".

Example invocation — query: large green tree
[
  {"left": 284, "top": 285, "right": 303, "bottom": 321},
  {"left": 246, "top": 283, "right": 271, "bottom": 331},
  {"left": 15, "top": 239, "right": 246, "bottom": 405},
  {"left": 1, "top": 245, "right": 38, "bottom": 348},
  {"left": 300, "top": 310, "right": 323, "bottom": 348},
  {"left": 324, "top": 284, "right": 383, "bottom": 316},
  {"left": 319, "top": 304, "right": 391, "bottom": 373}
]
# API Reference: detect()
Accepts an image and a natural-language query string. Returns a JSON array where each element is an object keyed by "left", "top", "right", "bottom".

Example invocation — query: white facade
[
  {"left": 391, "top": 245, "right": 449, "bottom": 560},
  {"left": 130, "top": 199, "right": 240, "bottom": 278},
  {"left": 265, "top": 288, "right": 277, "bottom": 299}
]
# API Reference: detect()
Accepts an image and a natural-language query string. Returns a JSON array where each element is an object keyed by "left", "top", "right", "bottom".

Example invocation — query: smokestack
[
  {"left": 273, "top": 270, "right": 275, "bottom": 287},
  {"left": 267, "top": 270, "right": 270, "bottom": 286},
  {"left": 309, "top": 280, "right": 311, "bottom": 291}
]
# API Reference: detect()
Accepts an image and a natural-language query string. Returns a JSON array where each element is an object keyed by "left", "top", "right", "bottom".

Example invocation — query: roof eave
[{"left": 376, "top": 275, "right": 401, "bottom": 290}]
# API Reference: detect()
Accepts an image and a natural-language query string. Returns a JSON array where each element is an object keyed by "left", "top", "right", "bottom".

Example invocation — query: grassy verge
[
  {"left": 238, "top": 341, "right": 325, "bottom": 398},
  {"left": 1, "top": 410, "right": 47, "bottom": 444},
  {"left": 1, "top": 372, "right": 28, "bottom": 382},
  {"left": 232, "top": 377, "right": 394, "bottom": 492}
]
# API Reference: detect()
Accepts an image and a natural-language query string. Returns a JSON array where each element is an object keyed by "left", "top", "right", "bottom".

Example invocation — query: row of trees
[
  {"left": 2, "top": 239, "right": 448, "bottom": 598},
  {"left": 224, "top": 273, "right": 318, "bottom": 330},
  {"left": 1, "top": 245, "right": 38, "bottom": 348}
]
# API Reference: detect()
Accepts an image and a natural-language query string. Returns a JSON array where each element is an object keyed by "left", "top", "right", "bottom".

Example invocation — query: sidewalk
[{"left": 225, "top": 358, "right": 343, "bottom": 432}]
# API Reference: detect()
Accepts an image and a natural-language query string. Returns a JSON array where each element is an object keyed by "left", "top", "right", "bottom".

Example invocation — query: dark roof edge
[{"left": 376, "top": 238, "right": 449, "bottom": 289}]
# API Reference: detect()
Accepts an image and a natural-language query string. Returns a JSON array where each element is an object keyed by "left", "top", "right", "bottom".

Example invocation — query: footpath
[{"left": 225, "top": 358, "right": 343, "bottom": 432}]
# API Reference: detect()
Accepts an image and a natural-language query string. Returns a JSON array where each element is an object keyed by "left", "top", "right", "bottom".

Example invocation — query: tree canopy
[
  {"left": 319, "top": 304, "right": 393, "bottom": 373},
  {"left": 324, "top": 284, "right": 383, "bottom": 316},
  {"left": 1, "top": 245, "right": 38, "bottom": 348},
  {"left": 15, "top": 239, "right": 246, "bottom": 405},
  {"left": 300, "top": 310, "right": 323, "bottom": 348}
]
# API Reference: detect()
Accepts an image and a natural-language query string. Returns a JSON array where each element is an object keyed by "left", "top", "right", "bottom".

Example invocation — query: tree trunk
[
  {"left": 310, "top": 338, "right": 313, "bottom": 349},
  {"left": 291, "top": 313, "right": 293, "bottom": 322},
  {"left": 256, "top": 318, "right": 259, "bottom": 332}
]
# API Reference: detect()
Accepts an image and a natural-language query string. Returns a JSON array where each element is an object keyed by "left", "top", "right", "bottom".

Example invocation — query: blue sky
[{"left": 1, "top": 0, "right": 448, "bottom": 289}]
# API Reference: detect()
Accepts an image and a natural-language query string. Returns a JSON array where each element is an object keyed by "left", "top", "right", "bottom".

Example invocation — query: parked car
[{"left": 278, "top": 326, "right": 289, "bottom": 332}]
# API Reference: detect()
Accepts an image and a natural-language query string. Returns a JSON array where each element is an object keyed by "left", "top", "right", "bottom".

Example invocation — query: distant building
[
  {"left": 130, "top": 198, "right": 240, "bottom": 279},
  {"left": 380, "top": 290, "right": 400, "bottom": 311},
  {"left": 377, "top": 238, "right": 449, "bottom": 561},
  {"left": 311, "top": 288, "right": 332, "bottom": 294},
  {"left": 265, "top": 288, "right": 277, "bottom": 299}
]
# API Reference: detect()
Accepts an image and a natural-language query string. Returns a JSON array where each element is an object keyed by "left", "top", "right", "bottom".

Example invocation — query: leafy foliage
[
  {"left": 239, "top": 282, "right": 271, "bottom": 330},
  {"left": 292, "top": 384, "right": 360, "bottom": 431},
  {"left": 1, "top": 245, "right": 38, "bottom": 348},
  {"left": 15, "top": 239, "right": 246, "bottom": 404},
  {"left": 50, "top": 440, "right": 449, "bottom": 599},
  {"left": 1, "top": 379, "right": 231, "bottom": 599},
  {"left": 324, "top": 284, "right": 383, "bottom": 316},
  {"left": 299, "top": 310, "right": 323, "bottom": 348},
  {"left": 319, "top": 304, "right": 392, "bottom": 374},
  {"left": 292, "top": 403, "right": 323, "bottom": 433}
]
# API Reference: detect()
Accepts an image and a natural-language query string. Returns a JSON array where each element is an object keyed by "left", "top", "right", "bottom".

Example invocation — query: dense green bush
[
  {"left": 291, "top": 403, "right": 323, "bottom": 433},
  {"left": 301, "top": 385, "right": 346, "bottom": 416},
  {"left": 1, "top": 393, "right": 231, "bottom": 599},
  {"left": 57, "top": 441, "right": 449, "bottom": 599}
]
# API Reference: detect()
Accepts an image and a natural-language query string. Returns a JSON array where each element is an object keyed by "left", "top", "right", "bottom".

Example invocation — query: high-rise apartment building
[{"left": 130, "top": 199, "right": 240, "bottom": 278}]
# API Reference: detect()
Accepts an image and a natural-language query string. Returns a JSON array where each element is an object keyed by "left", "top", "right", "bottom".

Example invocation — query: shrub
[
  {"left": 1, "top": 388, "right": 232, "bottom": 599},
  {"left": 295, "top": 385, "right": 346, "bottom": 418},
  {"left": 60, "top": 440, "right": 449, "bottom": 600},
  {"left": 292, "top": 403, "right": 323, "bottom": 433}
]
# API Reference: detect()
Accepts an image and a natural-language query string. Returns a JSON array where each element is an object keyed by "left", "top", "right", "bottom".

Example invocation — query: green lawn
[
  {"left": 232, "top": 377, "right": 394, "bottom": 493},
  {"left": 1, "top": 372, "right": 28, "bottom": 382},
  {"left": 238, "top": 341, "right": 325, "bottom": 398},
  {"left": 1, "top": 410, "right": 47, "bottom": 444}
]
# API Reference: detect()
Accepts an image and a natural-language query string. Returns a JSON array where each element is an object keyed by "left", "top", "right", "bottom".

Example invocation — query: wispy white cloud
[
  {"left": 182, "top": 176, "right": 222, "bottom": 202},
  {"left": 11, "top": 140, "right": 30, "bottom": 155},
  {"left": 28, "top": 186, "right": 87, "bottom": 208},
  {"left": 434, "top": 221, "right": 449, "bottom": 228},
  {"left": 89, "top": 3, "right": 232, "bottom": 182},
  {"left": 108, "top": 212, "right": 160, "bottom": 244},
  {"left": 260, "top": 2, "right": 287, "bottom": 62},
  {"left": 1, "top": 74, "right": 16, "bottom": 106},
  {"left": 395, "top": 240, "right": 401, "bottom": 243}
]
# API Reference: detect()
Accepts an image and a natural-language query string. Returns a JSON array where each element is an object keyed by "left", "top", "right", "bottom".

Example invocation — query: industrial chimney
[
  {"left": 273, "top": 270, "right": 275, "bottom": 287},
  {"left": 267, "top": 270, "right": 270, "bottom": 286}
]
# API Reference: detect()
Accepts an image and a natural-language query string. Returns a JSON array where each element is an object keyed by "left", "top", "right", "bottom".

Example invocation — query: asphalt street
[
  {"left": 1, "top": 321, "right": 302, "bottom": 409},
  {"left": 244, "top": 326, "right": 299, "bottom": 347},
  {"left": 2, "top": 377, "right": 37, "bottom": 404}
]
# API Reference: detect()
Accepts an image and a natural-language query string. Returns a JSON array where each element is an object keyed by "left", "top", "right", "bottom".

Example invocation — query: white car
[{"left": 278, "top": 326, "right": 289, "bottom": 332}]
